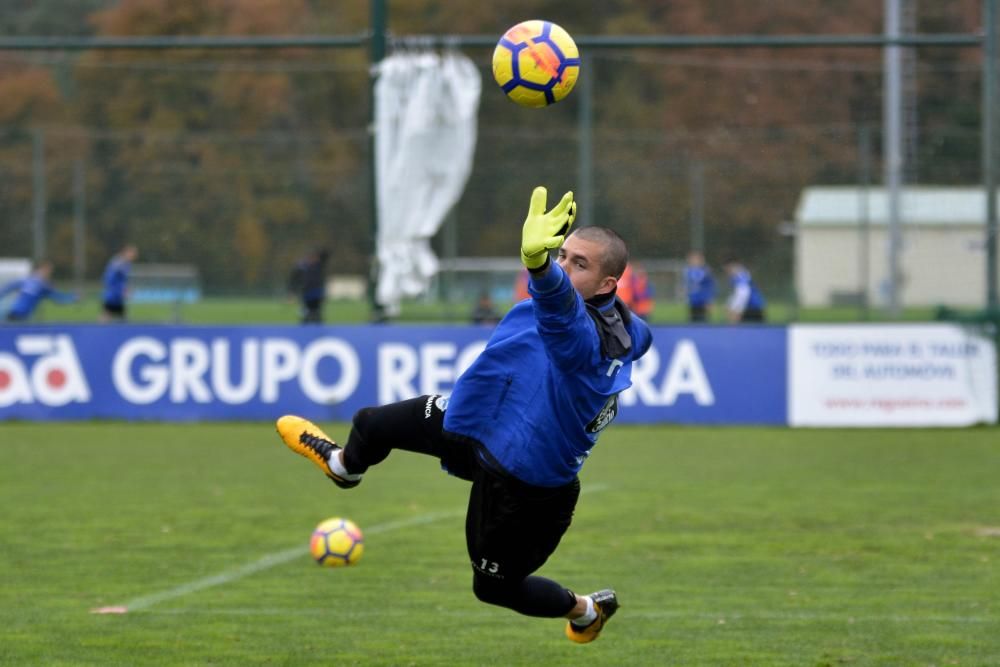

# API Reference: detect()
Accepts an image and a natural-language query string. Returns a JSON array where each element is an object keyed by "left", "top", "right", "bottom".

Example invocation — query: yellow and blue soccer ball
[
  {"left": 492, "top": 20, "right": 580, "bottom": 108},
  {"left": 310, "top": 517, "right": 364, "bottom": 567}
]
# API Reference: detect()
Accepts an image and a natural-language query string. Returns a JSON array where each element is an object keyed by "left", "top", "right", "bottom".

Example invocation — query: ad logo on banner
[
  {"left": 110, "top": 336, "right": 363, "bottom": 405},
  {"left": 788, "top": 324, "right": 998, "bottom": 426},
  {"left": 0, "top": 334, "right": 91, "bottom": 407}
]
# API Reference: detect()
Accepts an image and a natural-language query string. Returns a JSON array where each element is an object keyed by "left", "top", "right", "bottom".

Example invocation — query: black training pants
[{"left": 341, "top": 395, "right": 580, "bottom": 618}]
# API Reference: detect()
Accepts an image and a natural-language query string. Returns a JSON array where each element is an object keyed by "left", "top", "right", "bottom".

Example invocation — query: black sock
[{"left": 473, "top": 573, "right": 577, "bottom": 618}]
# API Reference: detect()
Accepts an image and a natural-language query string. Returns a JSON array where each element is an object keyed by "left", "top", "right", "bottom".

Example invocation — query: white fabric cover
[{"left": 374, "top": 52, "right": 480, "bottom": 315}]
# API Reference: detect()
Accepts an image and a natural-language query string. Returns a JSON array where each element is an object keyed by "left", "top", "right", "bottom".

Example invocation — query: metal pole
[
  {"left": 0, "top": 35, "right": 369, "bottom": 50},
  {"left": 884, "top": 0, "right": 904, "bottom": 317},
  {"left": 858, "top": 125, "right": 872, "bottom": 320},
  {"left": 985, "top": 0, "right": 999, "bottom": 310},
  {"left": 442, "top": 210, "right": 458, "bottom": 321},
  {"left": 386, "top": 33, "right": 982, "bottom": 51},
  {"left": 689, "top": 161, "right": 705, "bottom": 251},
  {"left": 73, "top": 159, "right": 86, "bottom": 291},
  {"left": 31, "top": 128, "right": 46, "bottom": 261},
  {"left": 368, "top": 0, "right": 387, "bottom": 320},
  {"left": 0, "top": 33, "right": 983, "bottom": 52},
  {"left": 577, "top": 52, "right": 593, "bottom": 227}
]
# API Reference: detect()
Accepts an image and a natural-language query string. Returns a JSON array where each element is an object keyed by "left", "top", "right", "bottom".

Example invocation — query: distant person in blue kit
[
  {"left": 0, "top": 259, "right": 78, "bottom": 322},
  {"left": 101, "top": 244, "right": 138, "bottom": 322},
  {"left": 684, "top": 249, "right": 716, "bottom": 322},
  {"left": 275, "top": 186, "right": 652, "bottom": 644},
  {"left": 287, "top": 249, "right": 330, "bottom": 324},
  {"left": 723, "top": 256, "right": 766, "bottom": 322}
]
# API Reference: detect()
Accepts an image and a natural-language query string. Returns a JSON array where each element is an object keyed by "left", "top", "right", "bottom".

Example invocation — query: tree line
[{"left": 0, "top": 0, "right": 984, "bottom": 294}]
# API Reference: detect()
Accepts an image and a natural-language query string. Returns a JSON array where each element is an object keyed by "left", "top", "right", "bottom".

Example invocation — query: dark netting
[{"left": 0, "top": 0, "right": 990, "bottom": 318}]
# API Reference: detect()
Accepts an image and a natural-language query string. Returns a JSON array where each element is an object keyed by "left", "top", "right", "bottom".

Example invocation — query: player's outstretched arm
[
  {"left": 0, "top": 279, "right": 22, "bottom": 299},
  {"left": 520, "top": 186, "right": 577, "bottom": 270}
]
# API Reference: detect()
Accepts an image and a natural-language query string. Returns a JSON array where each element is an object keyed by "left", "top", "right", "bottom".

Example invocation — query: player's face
[{"left": 557, "top": 235, "right": 617, "bottom": 300}]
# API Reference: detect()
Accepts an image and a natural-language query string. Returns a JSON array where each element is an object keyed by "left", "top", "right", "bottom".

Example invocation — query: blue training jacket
[
  {"left": 684, "top": 265, "right": 716, "bottom": 307},
  {"left": 728, "top": 268, "right": 766, "bottom": 312},
  {"left": 443, "top": 260, "right": 653, "bottom": 487},
  {"left": 0, "top": 275, "right": 76, "bottom": 319},
  {"left": 102, "top": 257, "right": 132, "bottom": 306}
]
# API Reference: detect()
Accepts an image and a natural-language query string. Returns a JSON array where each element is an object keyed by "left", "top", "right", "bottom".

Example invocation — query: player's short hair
[{"left": 571, "top": 226, "right": 629, "bottom": 279}]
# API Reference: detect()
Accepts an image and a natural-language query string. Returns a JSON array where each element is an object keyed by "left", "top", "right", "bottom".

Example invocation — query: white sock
[
  {"left": 327, "top": 449, "right": 362, "bottom": 481},
  {"left": 571, "top": 596, "right": 596, "bottom": 627}
]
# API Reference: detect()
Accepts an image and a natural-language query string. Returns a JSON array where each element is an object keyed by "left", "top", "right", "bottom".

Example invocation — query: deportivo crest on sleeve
[{"left": 586, "top": 394, "right": 619, "bottom": 433}]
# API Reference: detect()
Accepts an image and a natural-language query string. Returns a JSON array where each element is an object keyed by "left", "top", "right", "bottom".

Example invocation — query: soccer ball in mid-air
[
  {"left": 310, "top": 517, "right": 364, "bottom": 567},
  {"left": 492, "top": 20, "right": 580, "bottom": 108}
]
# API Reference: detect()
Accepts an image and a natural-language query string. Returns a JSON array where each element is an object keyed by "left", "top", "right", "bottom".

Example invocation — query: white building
[{"left": 794, "top": 186, "right": 992, "bottom": 308}]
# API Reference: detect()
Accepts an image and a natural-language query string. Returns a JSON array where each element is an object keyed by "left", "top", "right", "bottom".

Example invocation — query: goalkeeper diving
[{"left": 277, "top": 185, "right": 653, "bottom": 643}]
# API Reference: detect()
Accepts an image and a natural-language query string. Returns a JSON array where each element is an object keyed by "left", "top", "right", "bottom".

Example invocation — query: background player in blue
[
  {"left": 684, "top": 249, "right": 716, "bottom": 322},
  {"left": 287, "top": 248, "right": 330, "bottom": 324},
  {"left": 723, "top": 256, "right": 767, "bottom": 322},
  {"left": 101, "top": 244, "right": 138, "bottom": 322},
  {"left": 0, "top": 259, "right": 78, "bottom": 322},
  {"left": 276, "top": 185, "right": 652, "bottom": 644}
]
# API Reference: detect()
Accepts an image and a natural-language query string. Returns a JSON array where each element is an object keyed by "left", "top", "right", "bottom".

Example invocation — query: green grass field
[
  {"left": 31, "top": 294, "right": 955, "bottom": 326},
  {"left": 1, "top": 423, "right": 998, "bottom": 666}
]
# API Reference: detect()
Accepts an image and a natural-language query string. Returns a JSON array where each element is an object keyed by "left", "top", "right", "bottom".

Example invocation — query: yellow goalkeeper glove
[{"left": 520, "top": 186, "right": 577, "bottom": 270}]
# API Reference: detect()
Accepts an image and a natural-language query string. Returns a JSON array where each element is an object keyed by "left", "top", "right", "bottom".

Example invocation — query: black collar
[
  {"left": 585, "top": 287, "right": 618, "bottom": 310},
  {"left": 584, "top": 289, "right": 633, "bottom": 359}
]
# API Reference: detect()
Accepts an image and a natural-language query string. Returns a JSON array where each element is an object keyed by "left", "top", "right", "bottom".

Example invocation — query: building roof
[{"left": 795, "top": 186, "right": 993, "bottom": 226}]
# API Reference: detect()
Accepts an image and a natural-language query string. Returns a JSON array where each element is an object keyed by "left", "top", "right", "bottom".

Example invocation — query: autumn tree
[
  {"left": 72, "top": 0, "right": 370, "bottom": 290},
  {"left": 1, "top": 0, "right": 984, "bottom": 297}
]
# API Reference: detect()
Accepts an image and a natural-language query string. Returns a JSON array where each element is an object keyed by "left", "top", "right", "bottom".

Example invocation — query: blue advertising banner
[
  {"left": 0, "top": 324, "right": 789, "bottom": 424},
  {"left": 623, "top": 326, "right": 788, "bottom": 424}
]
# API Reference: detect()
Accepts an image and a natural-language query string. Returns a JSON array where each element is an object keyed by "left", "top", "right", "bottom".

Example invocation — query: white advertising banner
[{"left": 789, "top": 324, "right": 998, "bottom": 427}]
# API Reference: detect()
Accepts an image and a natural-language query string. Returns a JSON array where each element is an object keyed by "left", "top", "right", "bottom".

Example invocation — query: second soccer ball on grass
[{"left": 310, "top": 517, "right": 364, "bottom": 567}]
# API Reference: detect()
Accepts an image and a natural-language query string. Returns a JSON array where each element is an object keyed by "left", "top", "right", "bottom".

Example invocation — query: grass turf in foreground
[
  {"left": 33, "top": 294, "right": 949, "bottom": 325},
  {"left": 0, "top": 423, "right": 997, "bottom": 665}
]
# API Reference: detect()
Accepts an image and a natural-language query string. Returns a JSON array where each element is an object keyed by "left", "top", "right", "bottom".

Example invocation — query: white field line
[
  {"left": 141, "top": 607, "right": 997, "bottom": 625},
  {"left": 95, "top": 483, "right": 609, "bottom": 614},
  {"left": 102, "top": 511, "right": 463, "bottom": 613}
]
